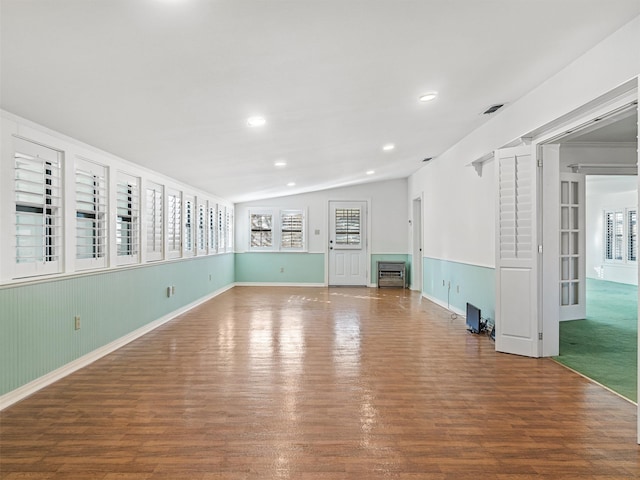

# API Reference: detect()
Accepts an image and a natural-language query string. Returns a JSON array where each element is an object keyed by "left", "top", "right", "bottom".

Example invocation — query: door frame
[
  {"left": 525, "top": 83, "right": 638, "bottom": 442},
  {"left": 325, "top": 199, "right": 371, "bottom": 286},
  {"left": 412, "top": 194, "right": 423, "bottom": 292},
  {"left": 534, "top": 89, "right": 637, "bottom": 358}
]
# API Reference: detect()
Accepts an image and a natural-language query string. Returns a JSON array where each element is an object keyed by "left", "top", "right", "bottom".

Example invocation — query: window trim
[
  {"left": 248, "top": 207, "right": 307, "bottom": 253},
  {"left": 196, "top": 198, "right": 208, "bottom": 256},
  {"left": 13, "top": 137, "right": 64, "bottom": 279},
  {"left": 116, "top": 171, "right": 140, "bottom": 266},
  {"left": 249, "top": 209, "right": 274, "bottom": 251},
  {"left": 182, "top": 193, "right": 195, "bottom": 257},
  {"left": 145, "top": 180, "right": 164, "bottom": 262},
  {"left": 75, "top": 157, "right": 108, "bottom": 271},
  {"left": 280, "top": 209, "right": 306, "bottom": 251},
  {"left": 166, "top": 188, "right": 182, "bottom": 259}
]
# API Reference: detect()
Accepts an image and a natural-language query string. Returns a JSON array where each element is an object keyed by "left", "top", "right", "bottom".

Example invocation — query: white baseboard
[
  {"left": 234, "top": 282, "right": 326, "bottom": 287},
  {"left": 0, "top": 284, "right": 234, "bottom": 411},
  {"left": 421, "top": 292, "right": 466, "bottom": 317}
]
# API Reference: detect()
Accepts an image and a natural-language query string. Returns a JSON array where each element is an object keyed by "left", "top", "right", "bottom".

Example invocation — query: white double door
[{"left": 328, "top": 201, "right": 368, "bottom": 286}]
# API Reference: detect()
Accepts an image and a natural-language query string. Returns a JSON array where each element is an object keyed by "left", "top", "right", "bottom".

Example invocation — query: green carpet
[{"left": 554, "top": 278, "right": 637, "bottom": 402}]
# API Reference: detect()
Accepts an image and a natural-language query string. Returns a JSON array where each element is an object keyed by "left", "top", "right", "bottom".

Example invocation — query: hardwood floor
[{"left": 1, "top": 286, "right": 638, "bottom": 479}]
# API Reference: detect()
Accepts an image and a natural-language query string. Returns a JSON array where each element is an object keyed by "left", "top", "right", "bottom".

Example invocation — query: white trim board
[
  {"left": 0, "top": 284, "right": 234, "bottom": 411},
  {"left": 234, "top": 282, "right": 326, "bottom": 288},
  {"left": 421, "top": 292, "right": 466, "bottom": 317}
]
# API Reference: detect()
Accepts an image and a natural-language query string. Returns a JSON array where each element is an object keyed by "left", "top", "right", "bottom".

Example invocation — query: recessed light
[
  {"left": 274, "top": 160, "right": 287, "bottom": 167},
  {"left": 382, "top": 144, "right": 395, "bottom": 151},
  {"left": 366, "top": 170, "right": 375, "bottom": 175},
  {"left": 247, "top": 116, "right": 266, "bottom": 127},
  {"left": 287, "top": 182, "right": 296, "bottom": 187},
  {"left": 419, "top": 92, "right": 438, "bottom": 102}
]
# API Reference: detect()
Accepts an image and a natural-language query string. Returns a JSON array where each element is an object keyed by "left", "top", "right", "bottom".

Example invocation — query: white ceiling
[{"left": 2, "top": 1, "right": 639, "bottom": 203}]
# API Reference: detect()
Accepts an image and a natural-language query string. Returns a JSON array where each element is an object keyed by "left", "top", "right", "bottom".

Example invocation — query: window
[
  {"left": 226, "top": 208, "right": 234, "bottom": 252},
  {"left": 183, "top": 194, "right": 194, "bottom": 257},
  {"left": 197, "top": 200, "right": 207, "bottom": 255},
  {"left": 145, "top": 181, "right": 163, "bottom": 261},
  {"left": 629, "top": 209, "right": 637, "bottom": 262},
  {"left": 209, "top": 204, "right": 218, "bottom": 253},
  {"left": 167, "top": 190, "right": 182, "bottom": 258},
  {"left": 281, "top": 210, "right": 304, "bottom": 250},
  {"left": 249, "top": 208, "right": 306, "bottom": 251},
  {"left": 13, "top": 138, "right": 63, "bottom": 277},
  {"left": 116, "top": 172, "right": 139, "bottom": 265},
  {"left": 75, "top": 158, "right": 107, "bottom": 269},
  {"left": 335, "top": 208, "right": 361, "bottom": 246},
  {"left": 605, "top": 208, "right": 636, "bottom": 263},
  {"left": 218, "top": 205, "right": 226, "bottom": 251},
  {"left": 250, "top": 211, "right": 273, "bottom": 249}
]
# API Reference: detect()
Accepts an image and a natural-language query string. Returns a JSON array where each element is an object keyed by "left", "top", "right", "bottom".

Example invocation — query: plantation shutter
[
  {"left": 197, "top": 200, "right": 207, "bottom": 254},
  {"left": 495, "top": 145, "right": 539, "bottom": 357},
  {"left": 167, "top": 190, "right": 182, "bottom": 258},
  {"left": 208, "top": 204, "right": 217, "bottom": 253},
  {"left": 226, "top": 208, "right": 233, "bottom": 252},
  {"left": 629, "top": 210, "right": 637, "bottom": 262},
  {"left": 75, "top": 158, "right": 108, "bottom": 269},
  {"left": 13, "top": 138, "right": 63, "bottom": 277},
  {"left": 335, "top": 208, "right": 361, "bottom": 247},
  {"left": 116, "top": 172, "right": 139, "bottom": 265},
  {"left": 145, "top": 181, "right": 163, "bottom": 261},
  {"left": 281, "top": 210, "right": 304, "bottom": 249},
  {"left": 250, "top": 212, "right": 273, "bottom": 248},
  {"left": 183, "top": 195, "right": 194, "bottom": 257},
  {"left": 218, "top": 206, "right": 226, "bottom": 251}
]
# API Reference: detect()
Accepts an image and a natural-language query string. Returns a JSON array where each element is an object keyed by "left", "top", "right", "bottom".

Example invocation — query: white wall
[
  {"left": 586, "top": 175, "right": 638, "bottom": 285},
  {"left": 235, "top": 178, "right": 408, "bottom": 255},
  {"left": 408, "top": 16, "right": 640, "bottom": 269},
  {"left": 408, "top": 157, "right": 495, "bottom": 267}
]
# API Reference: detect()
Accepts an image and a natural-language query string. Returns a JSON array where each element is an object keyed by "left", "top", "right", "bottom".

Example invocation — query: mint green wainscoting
[
  {"left": 422, "top": 257, "right": 495, "bottom": 320},
  {"left": 235, "top": 253, "right": 324, "bottom": 284},
  {"left": 0, "top": 254, "right": 234, "bottom": 396},
  {"left": 370, "top": 254, "right": 411, "bottom": 286}
]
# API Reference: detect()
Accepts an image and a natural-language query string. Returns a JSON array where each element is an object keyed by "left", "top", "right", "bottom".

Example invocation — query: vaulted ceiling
[{"left": 2, "top": 1, "right": 639, "bottom": 202}]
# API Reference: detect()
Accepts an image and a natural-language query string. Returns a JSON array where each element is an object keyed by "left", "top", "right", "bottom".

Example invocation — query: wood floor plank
[{"left": 1, "top": 287, "right": 638, "bottom": 479}]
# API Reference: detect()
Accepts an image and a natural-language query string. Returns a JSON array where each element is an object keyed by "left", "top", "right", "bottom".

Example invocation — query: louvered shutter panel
[
  {"left": 495, "top": 146, "right": 539, "bottom": 357},
  {"left": 281, "top": 210, "right": 304, "bottom": 249},
  {"left": 14, "top": 138, "right": 63, "bottom": 277},
  {"left": 145, "top": 181, "right": 163, "bottom": 261},
  {"left": 498, "top": 153, "right": 532, "bottom": 260},
  {"left": 167, "top": 190, "right": 182, "bottom": 258},
  {"left": 208, "top": 204, "right": 217, "bottom": 253},
  {"left": 75, "top": 158, "right": 107, "bottom": 269},
  {"left": 116, "top": 172, "right": 140, "bottom": 264},
  {"left": 629, "top": 210, "right": 637, "bottom": 262}
]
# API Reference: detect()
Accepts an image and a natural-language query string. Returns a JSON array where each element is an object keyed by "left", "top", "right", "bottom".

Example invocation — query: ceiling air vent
[{"left": 482, "top": 104, "right": 504, "bottom": 115}]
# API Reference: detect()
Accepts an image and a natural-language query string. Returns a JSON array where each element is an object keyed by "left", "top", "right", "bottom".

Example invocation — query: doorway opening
[
  {"left": 543, "top": 109, "right": 638, "bottom": 402},
  {"left": 412, "top": 196, "right": 423, "bottom": 292}
]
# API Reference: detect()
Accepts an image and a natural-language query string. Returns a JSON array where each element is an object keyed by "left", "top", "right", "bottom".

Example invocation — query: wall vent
[{"left": 482, "top": 104, "right": 504, "bottom": 115}]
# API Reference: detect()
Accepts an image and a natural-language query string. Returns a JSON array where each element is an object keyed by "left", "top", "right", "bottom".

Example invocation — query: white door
[
  {"left": 495, "top": 146, "right": 540, "bottom": 357},
  {"left": 328, "top": 201, "right": 368, "bottom": 286},
  {"left": 559, "top": 173, "right": 586, "bottom": 321}
]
